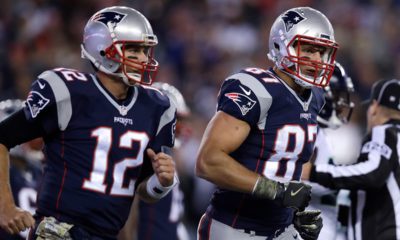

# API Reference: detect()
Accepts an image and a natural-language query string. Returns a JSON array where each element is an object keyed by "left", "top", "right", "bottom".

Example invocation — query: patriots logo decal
[
  {"left": 282, "top": 10, "right": 306, "bottom": 32},
  {"left": 91, "top": 11, "right": 127, "bottom": 27},
  {"left": 225, "top": 92, "right": 256, "bottom": 116},
  {"left": 26, "top": 91, "right": 50, "bottom": 118},
  {"left": 300, "top": 113, "right": 312, "bottom": 121}
]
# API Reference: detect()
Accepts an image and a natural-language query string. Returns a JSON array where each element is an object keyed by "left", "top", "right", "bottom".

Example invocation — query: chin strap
[
  {"left": 280, "top": 68, "right": 314, "bottom": 89},
  {"left": 280, "top": 60, "right": 327, "bottom": 89}
]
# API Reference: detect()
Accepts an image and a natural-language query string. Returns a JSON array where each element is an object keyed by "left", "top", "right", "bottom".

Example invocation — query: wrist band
[
  {"left": 252, "top": 175, "right": 280, "bottom": 200},
  {"left": 146, "top": 173, "right": 179, "bottom": 199}
]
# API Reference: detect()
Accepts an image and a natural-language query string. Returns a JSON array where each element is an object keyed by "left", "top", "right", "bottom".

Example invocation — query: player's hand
[
  {"left": 293, "top": 210, "right": 323, "bottom": 240},
  {"left": 0, "top": 205, "right": 35, "bottom": 235},
  {"left": 147, "top": 148, "right": 176, "bottom": 187},
  {"left": 276, "top": 181, "right": 312, "bottom": 211}
]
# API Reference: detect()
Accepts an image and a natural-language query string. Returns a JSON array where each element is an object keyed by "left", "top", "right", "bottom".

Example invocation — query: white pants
[{"left": 197, "top": 215, "right": 302, "bottom": 240}]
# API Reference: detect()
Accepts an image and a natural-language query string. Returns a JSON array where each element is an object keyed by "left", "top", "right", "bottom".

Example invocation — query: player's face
[
  {"left": 124, "top": 45, "right": 149, "bottom": 69},
  {"left": 295, "top": 43, "right": 327, "bottom": 78},
  {"left": 122, "top": 45, "right": 150, "bottom": 84}
]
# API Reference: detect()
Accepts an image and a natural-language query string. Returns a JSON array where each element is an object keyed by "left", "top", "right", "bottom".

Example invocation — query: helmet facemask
[
  {"left": 318, "top": 88, "right": 354, "bottom": 129},
  {"left": 282, "top": 35, "right": 338, "bottom": 88},
  {"left": 331, "top": 88, "right": 354, "bottom": 124},
  {"left": 104, "top": 40, "right": 159, "bottom": 86}
]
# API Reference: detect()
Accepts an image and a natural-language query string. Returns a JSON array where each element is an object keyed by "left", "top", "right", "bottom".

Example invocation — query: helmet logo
[
  {"left": 92, "top": 11, "right": 127, "bottom": 27},
  {"left": 282, "top": 10, "right": 306, "bottom": 32}
]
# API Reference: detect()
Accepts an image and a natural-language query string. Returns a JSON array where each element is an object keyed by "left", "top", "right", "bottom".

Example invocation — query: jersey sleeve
[
  {"left": 217, "top": 72, "right": 272, "bottom": 128},
  {"left": 148, "top": 95, "right": 177, "bottom": 153},
  {"left": 23, "top": 70, "right": 72, "bottom": 134},
  {"left": 310, "top": 125, "right": 394, "bottom": 190}
]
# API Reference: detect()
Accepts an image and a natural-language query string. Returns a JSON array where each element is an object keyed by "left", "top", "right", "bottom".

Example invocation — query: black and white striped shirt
[{"left": 310, "top": 119, "right": 400, "bottom": 240}]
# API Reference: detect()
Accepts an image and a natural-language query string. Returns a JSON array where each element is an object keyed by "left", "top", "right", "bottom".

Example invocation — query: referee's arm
[{"left": 309, "top": 126, "right": 396, "bottom": 190}]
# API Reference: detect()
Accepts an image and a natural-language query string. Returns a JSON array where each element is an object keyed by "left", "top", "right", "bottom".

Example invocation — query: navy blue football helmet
[{"left": 317, "top": 62, "right": 354, "bottom": 129}]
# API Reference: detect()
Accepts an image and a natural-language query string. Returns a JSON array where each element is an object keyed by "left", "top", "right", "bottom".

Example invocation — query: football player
[
  {"left": 0, "top": 6, "right": 178, "bottom": 240},
  {"left": 195, "top": 7, "right": 338, "bottom": 240},
  {"left": 304, "top": 61, "right": 355, "bottom": 240}
]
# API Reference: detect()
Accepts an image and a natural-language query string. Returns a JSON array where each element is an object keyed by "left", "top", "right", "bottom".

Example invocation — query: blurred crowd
[{"left": 1, "top": 0, "right": 400, "bottom": 238}]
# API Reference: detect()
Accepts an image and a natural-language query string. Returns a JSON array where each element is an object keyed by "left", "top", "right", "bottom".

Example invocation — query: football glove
[
  {"left": 293, "top": 210, "right": 323, "bottom": 240},
  {"left": 275, "top": 181, "right": 312, "bottom": 211}
]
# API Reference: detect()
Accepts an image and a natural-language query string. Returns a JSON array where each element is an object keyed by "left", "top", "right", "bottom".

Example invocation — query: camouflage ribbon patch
[{"left": 35, "top": 217, "right": 74, "bottom": 240}]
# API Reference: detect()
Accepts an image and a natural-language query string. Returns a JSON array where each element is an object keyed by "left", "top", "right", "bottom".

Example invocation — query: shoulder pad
[
  {"left": 41, "top": 68, "right": 91, "bottom": 83},
  {"left": 140, "top": 85, "right": 171, "bottom": 108},
  {"left": 35, "top": 69, "right": 72, "bottom": 131},
  {"left": 140, "top": 86, "right": 177, "bottom": 138},
  {"left": 221, "top": 71, "right": 273, "bottom": 129}
]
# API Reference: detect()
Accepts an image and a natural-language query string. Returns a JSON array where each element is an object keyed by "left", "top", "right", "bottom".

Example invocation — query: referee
[{"left": 302, "top": 79, "right": 400, "bottom": 240}]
